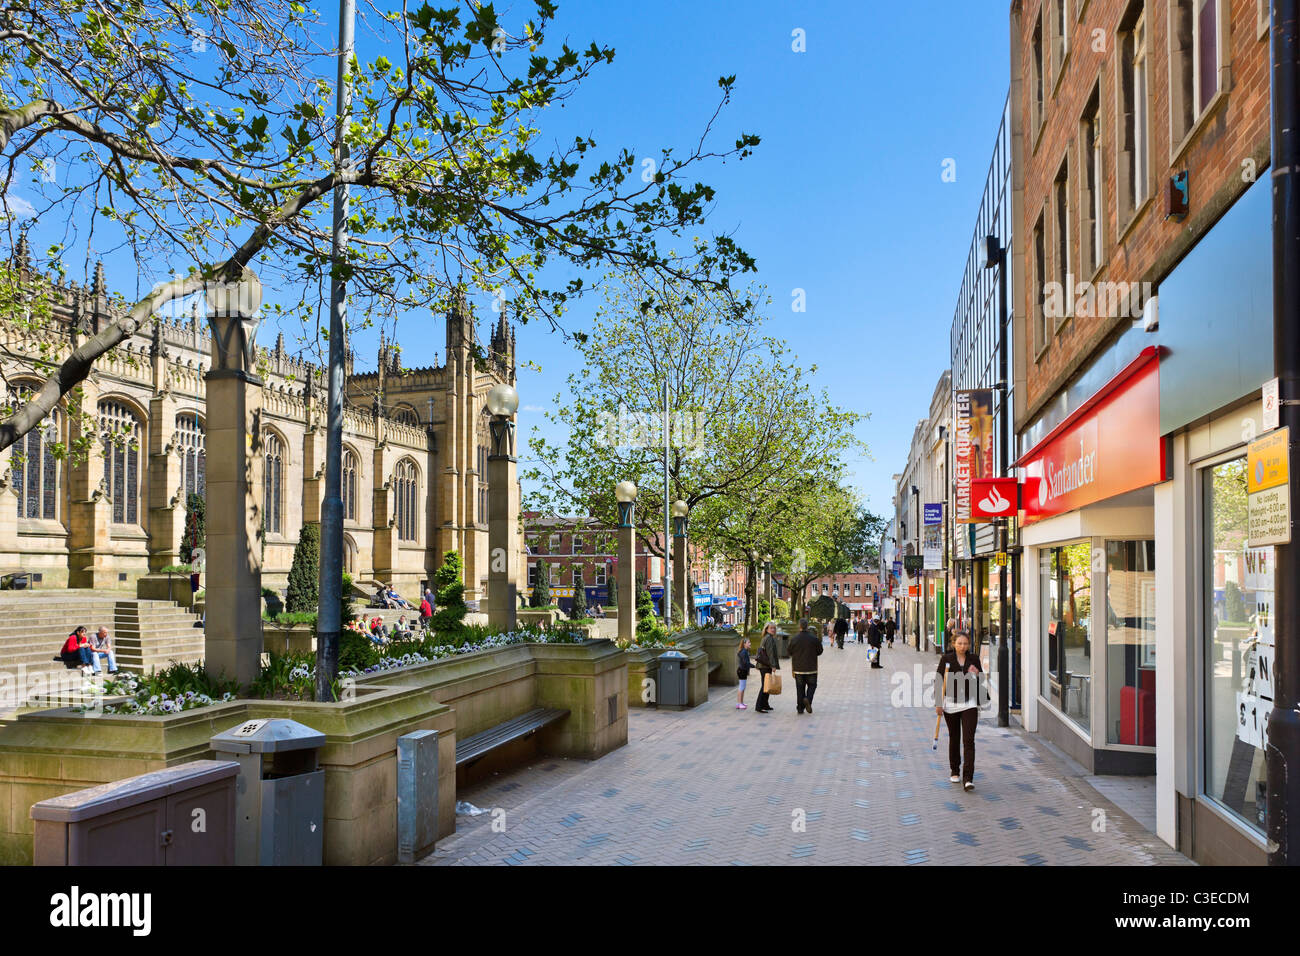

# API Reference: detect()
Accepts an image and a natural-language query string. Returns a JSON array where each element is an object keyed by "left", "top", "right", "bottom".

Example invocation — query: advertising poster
[{"left": 955, "top": 389, "right": 994, "bottom": 523}]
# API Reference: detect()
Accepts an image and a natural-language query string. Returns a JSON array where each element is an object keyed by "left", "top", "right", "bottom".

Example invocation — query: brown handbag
[{"left": 763, "top": 672, "right": 782, "bottom": 695}]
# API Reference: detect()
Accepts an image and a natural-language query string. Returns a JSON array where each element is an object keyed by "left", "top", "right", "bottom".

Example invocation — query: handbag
[{"left": 763, "top": 672, "right": 782, "bottom": 695}]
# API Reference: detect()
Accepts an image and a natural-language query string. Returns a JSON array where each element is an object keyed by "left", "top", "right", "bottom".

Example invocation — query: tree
[
  {"left": 1224, "top": 580, "right": 1247, "bottom": 623},
  {"left": 636, "top": 574, "right": 664, "bottom": 644},
  {"left": 179, "top": 492, "right": 205, "bottom": 565},
  {"left": 571, "top": 565, "right": 588, "bottom": 619},
  {"left": 285, "top": 522, "right": 320, "bottom": 613},
  {"left": 607, "top": 563, "right": 619, "bottom": 608},
  {"left": 530, "top": 560, "right": 551, "bottom": 609},
  {"left": 808, "top": 595, "right": 836, "bottom": 621},
  {"left": 0, "top": 1, "right": 759, "bottom": 449},
  {"left": 429, "top": 550, "right": 467, "bottom": 633},
  {"left": 524, "top": 274, "right": 862, "bottom": 565}
]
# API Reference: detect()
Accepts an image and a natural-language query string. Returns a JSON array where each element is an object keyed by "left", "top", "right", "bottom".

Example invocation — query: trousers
[
  {"left": 755, "top": 669, "right": 771, "bottom": 711},
  {"left": 944, "top": 708, "right": 979, "bottom": 782},
  {"left": 794, "top": 673, "right": 818, "bottom": 712}
]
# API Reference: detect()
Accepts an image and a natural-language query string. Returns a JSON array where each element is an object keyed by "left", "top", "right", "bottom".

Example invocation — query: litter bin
[
  {"left": 777, "top": 630, "right": 791, "bottom": 659},
  {"left": 211, "top": 717, "right": 326, "bottom": 866},
  {"left": 658, "top": 649, "right": 689, "bottom": 709}
]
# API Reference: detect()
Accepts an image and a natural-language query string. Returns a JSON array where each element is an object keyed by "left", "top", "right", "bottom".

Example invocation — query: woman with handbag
[
  {"left": 754, "top": 622, "right": 782, "bottom": 713},
  {"left": 935, "top": 629, "right": 983, "bottom": 791}
]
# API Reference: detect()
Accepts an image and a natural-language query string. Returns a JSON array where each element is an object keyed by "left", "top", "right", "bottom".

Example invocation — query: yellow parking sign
[{"left": 1248, "top": 428, "right": 1289, "bottom": 494}]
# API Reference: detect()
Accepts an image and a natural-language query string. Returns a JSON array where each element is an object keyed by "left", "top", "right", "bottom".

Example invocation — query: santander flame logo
[{"left": 978, "top": 485, "right": 1012, "bottom": 515}]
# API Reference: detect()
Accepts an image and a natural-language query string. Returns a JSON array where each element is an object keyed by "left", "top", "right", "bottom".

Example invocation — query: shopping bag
[{"left": 763, "top": 672, "right": 783, "bottom": 695}]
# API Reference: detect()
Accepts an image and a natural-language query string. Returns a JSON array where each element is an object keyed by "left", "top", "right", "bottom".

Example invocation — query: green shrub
[
  {"left": 429, "top": 552, "right": 468, "bottom": 633},
  {"left": 571, "top": 567, "right": 587, "bottom": 618},
  {"left": 773, "top": 597, "right": 790, "bottom": 620},
  {"left": 607, "top": 568, "right": 618, "bottom": 607},
  {"left": 339, "top": 624, "right": 380, "bottom": 671},
  {"left": 286, "top": 522, "right": 320, "bottom": 613},
  {"left": 530, "top": 560, "right": 551, "bottom": 608},
  {"left": 635, "top": 577, "right": 665, "bottom": 644}
]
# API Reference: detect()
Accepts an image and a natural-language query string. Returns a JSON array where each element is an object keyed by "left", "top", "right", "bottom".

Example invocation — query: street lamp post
[
  {"left": 486, "top": 383, "right": 519, "bottom": 633},
  {"left": 750, "top": 549, "right": 760, "bottom": 631},
  {"left": 763, "top": 553, "right": 773, "bottom": 621},
  {"left": 984, "top": 233, "right": 1011, "bottom": 728},
  {"left": 616, "top": 481, "right": 637, "bottom": 645},
  {"left": 672, "top": 500, "right": 689, "bottom": 630}
]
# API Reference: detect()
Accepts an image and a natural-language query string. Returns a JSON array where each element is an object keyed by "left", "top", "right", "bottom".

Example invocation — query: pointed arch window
[
  {"left": 264, "top": 431, "right": 284, "bottom": 535},
  {"left": 343, "top": 449, "right": 359, "bottom": 522},
  {"left": 99, "top": 401, "right": 141, "bottom": 525},
  {"left": 395, "top": 458, "right": 418, "bottom": 542},
  {"left": 176, "top": 412, "right": 205, "bottom": 499},
  {"left": 12, "top": 389, "right": 59, "bottom": 521},
  {"left": 392, "top": 406, "right": 419, "bottom": 427}
]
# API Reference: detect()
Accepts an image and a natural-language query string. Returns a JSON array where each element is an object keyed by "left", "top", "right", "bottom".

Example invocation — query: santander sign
[
  {"left": 970, "top": 478, "right": 1019, "bottom": 520},
  {"left": 1019, "top": 348, "right": 1164, "bottom": 524}
]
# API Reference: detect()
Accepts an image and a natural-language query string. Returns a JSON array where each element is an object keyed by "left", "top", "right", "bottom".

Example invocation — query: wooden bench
[{"left": 455, "top": 707, "right": 569, "bottom": 769}]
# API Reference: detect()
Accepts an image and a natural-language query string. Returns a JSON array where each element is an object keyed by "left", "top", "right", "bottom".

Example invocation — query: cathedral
[{"left": 0, "top": 244, "right": 517, "bottom": 601}]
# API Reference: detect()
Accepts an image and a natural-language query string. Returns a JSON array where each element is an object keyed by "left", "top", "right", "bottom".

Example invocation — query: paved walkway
[{"left": 422, "top": 639, "right": 1190, "bottom": 866}]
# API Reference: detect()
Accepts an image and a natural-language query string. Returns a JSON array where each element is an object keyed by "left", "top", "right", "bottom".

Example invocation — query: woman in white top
[{"left": 935, "top": 630, "right": 984, "bottom": 791}]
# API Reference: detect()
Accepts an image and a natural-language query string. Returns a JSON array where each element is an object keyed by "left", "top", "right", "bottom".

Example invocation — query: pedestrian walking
[
  {"left": 736, "top": 636, "right": 752, "bottom": 710},
  {"left": 787, "top": 618, "right": 823, "bottom": 714},
  {"left": 753, "top": 622, "right": 781, "bottom": 713},
  {"left": 833, "top": 615, "right": 848, "bottom": 650},
  {"left": 854, "top": 616, "right": 867, "bottom": 644},
  {"left": 885, "top": 616, "right": 897, "bottom": 648},
  {"left": 867, "top": 616, "right": 884, "bottom": 668},
  {"left": 936, "top": 630, "right": 983, "bottom": 792}
]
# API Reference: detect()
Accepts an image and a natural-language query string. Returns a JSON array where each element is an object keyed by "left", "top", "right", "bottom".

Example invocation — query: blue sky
[
  {"left": 494, "top": 0, "right": 1012, "bottom": 517},
  {"left": 10, "top": 0, "right": 1011, "bottom": 518}
]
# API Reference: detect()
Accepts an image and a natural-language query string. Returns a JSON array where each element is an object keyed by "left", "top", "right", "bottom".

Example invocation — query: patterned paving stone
[{"left": 423, "top": 641, "right": 1192, "bottom": 868}]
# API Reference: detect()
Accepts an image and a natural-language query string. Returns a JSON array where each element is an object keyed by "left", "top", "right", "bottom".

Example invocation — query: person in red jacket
[
  {"left": 419, "top": 594, "right": 433, "bottom": 627},
  {"left": 59, "top": 626, "right": 94, "bottom": 672}
]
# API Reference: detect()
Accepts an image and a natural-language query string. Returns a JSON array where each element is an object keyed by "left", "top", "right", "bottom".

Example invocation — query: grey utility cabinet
[
  {"left": 396, "top": 729, "right": 439, "bottom": 863},
  {"left": 657, "top": 649, "right": 689, "bottom": 709},
  {"left": 211, "top": 718, "right": 326, "bottom": 866},
  {"left": 30, "top": 759, "right": 239, "bottom": 865}
]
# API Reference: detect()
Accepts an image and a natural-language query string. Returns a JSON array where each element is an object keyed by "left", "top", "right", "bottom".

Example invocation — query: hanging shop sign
[
  {"left": 969, "top": 477, "right": 1019, "bottom": 520},
  {"left": 923, "top": 525, "right": 943, "bottom": 571},
  {"left": 903, "top": 555, "right": 924, "bottom": 573},
  {"left": 954, "top": 389, "right": 995, "bottom": 524},
  {"left": 1018, "top": 347, "right": 1165, "bottom": 524},
  {"left": 923, "top": 503, "right": 944, "bottom": 525},
  {"left": 1247, "top": 427, "right": 1291, "bottom": 547}
]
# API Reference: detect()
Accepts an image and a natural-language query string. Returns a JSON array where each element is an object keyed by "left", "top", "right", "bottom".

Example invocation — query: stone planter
[
  {"left": 0, "top": 639, "right": 627, "bottom": 866},
  {"left": 136, "top": 572, "right": 196, "bottom": 608},
  {"left": 624, "top": 645, "right": 662, "bottom": 708},
  {"left": 262, "top": 622, "right": 315, "bottom": 655},
  {"left": 517, "top": 607, "right": 562, "bottom": 628},
  {"left": 693, "top": 628, "right": 743, "bottom": 686}
]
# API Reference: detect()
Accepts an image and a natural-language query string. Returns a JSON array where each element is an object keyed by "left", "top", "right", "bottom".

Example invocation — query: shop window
[
  {"left": 1204, "top": 457, "right": 1269, "bottom": 833},
  {"left": 1040, "top": 540, "right": 1092, "bottom": 732},
  {"left": 1105, "top": 540, "right": 1156, "bottom": 746}
]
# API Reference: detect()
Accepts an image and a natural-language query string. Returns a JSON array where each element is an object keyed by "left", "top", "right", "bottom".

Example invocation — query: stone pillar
[
  {"left": 301, "top": 425, "right": 323, "bottom": 524},
  {"left": 203, "top": 273, "right": 264, "bottom": 687},
  {"left": 147, "top": 393, "right": 184, "bottom": 570},
  {"left": 486, "top": 414, "right": 517, "bottom": 632},
  {"left": 0, "top": 445, "right": 20, "bottom": 572},
  {"left": 617, "top": 500, "right": 635, "bottom": 645},
  {"left": 67, "top": 378, "right": 116, "bottom": 589},
  {"left": 372, "top": 441, "right": 395, "bottom": 582}
]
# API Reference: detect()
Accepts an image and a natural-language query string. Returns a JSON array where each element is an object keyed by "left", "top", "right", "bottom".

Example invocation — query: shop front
[{"left": 1018, "top": 346, "right": 1165, "bottom": 777}]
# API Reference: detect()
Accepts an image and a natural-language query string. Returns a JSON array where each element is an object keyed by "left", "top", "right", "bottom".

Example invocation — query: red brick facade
[{"left": 1012, "top": 0, "right": 1270, "bottom": 428}]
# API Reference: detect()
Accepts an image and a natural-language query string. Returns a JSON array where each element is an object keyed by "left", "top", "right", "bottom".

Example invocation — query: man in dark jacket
[
  {"left": 787, "top": 618, "right": 823, "bottom": 714},
  {"left": 833, "top": 615, "right": 848, "bottom": 649},
  {"left": 867, "top": 618, "right": 884, "bottom": 668},
  {"left": 885, "top": 616, "right": 897, "bottom": 648}
]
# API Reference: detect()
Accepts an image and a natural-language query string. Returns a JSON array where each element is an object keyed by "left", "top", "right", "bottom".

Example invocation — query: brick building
[
  {"left": 1010, "top": 0, "right": 1273, "bottom": 864},
  {"left": 0, "top": 244, "right": 518, "bottom": 601}
]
